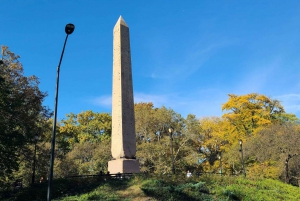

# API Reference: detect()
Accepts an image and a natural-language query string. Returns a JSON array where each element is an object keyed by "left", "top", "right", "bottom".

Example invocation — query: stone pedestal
[{"left": 108, "top": 159, "right": 140, "bottom": 174}]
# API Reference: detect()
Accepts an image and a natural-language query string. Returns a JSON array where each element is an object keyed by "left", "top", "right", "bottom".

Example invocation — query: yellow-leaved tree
[
  {"left": 221, "top": 93, "right": 298, "bottom": 176},
  {"left": 222, "top": 93, "right": 285, "bottom": 139}
]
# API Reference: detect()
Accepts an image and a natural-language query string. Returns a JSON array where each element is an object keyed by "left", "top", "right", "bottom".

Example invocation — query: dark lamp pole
[
  {"left": 168, "top": 127, "right": 175, "bottom": 174},
  {"left": 47, "top": 23, "right": 75, "bottom": 201},
  {"left": 31, "top": 134, "right": 39, "bottom": 185},
  {"left": 239, "top": 139, "right": 246, "bottom": 177}
]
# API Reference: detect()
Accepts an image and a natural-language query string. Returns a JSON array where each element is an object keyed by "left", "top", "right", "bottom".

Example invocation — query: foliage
[
  {"left": 141, "top": 179, "right": 213, "bottom": 201},
  {"left": 245, "top": 162, "right": 281, "bottom": 180},
  {"left": 58, "top": 111, "right": 112, "bottom": 151},
  {"left": 222, "top": 178, "right": 300, "bottom": 201},
  {"left": 222, "top": 93, "right": 285, "bottom": 138},
  {"left": 0, "top": 46, "right": 51, "bottom": 188},
  {"left": 53, "top": 111, "right": 112, "bottom": 177},
  {"left": 216, "top": 93, "right": 299, "bottom": 178},
  {"left": 134, "top": 103, "right": 185, "bottom": 143},
  {"left": 197, "top": 117, "right": 226, "bottom": 173},
  {"left": 135, "top": 103, "right": 201, "bottom": 174},
  {"left": 55, "top": 139, "right": 111, "bottom": 177},
  {"left": 243, "top": 123, "right": 300, "bottom": 182}
]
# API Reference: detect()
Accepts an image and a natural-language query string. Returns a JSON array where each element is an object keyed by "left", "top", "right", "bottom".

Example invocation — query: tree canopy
[
  {"left": 0, "top": 46, "right": 51, "bottom": 186},
  {"left": 222, "top": 93, "right": 286, "bottom": 137}
]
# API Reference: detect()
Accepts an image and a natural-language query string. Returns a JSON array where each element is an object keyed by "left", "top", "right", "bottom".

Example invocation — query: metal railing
[{"left": 65, "top": 172, "right": 135, "bottom": 179}]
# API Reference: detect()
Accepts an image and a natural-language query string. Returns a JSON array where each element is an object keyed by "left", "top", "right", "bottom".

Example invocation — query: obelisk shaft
[
  {"left": 111, "top": 16, "right": 136, "bottom": 159},
  {"left": 108, "top": 16, "right": 139, "bottom": 174}
]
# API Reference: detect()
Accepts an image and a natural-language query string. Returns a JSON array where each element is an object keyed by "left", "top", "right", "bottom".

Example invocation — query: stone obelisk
[{"left": 108, "top": 16, "right": 140, "bottom": 174}]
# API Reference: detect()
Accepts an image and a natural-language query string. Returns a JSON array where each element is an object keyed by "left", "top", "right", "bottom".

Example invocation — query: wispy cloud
[
  {"left": 89, "top": 93, "right": 168, "bottom": 108},
  {"left": 88, "top": 90, "right": 226, "bottom": 118},
  {"left": 149, "top": 39, "right": 234, "bottom": 81},
  {"left": 134, "top": 90, "right": 226, "bottom": 118},
  {"left": 234, "top": 57, "right": 282, "bottom": 94},
  {"left": 274, "top": 94, "right": 300, "bottom": 114},
  {"left": 89, "top": 95, "right": 112, "bottom": 107},
  {"left": 134, "top": 92, "right": 168, "bottom": 105}
]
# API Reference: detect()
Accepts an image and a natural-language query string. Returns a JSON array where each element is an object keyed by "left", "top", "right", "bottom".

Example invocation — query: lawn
[{"left": 1, "top": 174, "right": 300, "bottom": 201}]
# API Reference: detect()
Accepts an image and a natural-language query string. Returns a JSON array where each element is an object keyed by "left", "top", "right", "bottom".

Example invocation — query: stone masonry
[{"left": 108, "top": 16, "right": 140, "bottom": 174}]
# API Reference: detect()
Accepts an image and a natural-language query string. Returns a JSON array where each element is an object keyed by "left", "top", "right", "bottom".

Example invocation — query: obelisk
[{"left": 108, "top": 16, "right": 140, "bottom": 174}]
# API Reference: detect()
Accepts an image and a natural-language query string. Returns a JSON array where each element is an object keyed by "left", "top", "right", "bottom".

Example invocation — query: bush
[{"left": 141, "top": 179, "right": 213, "bottom": 201}]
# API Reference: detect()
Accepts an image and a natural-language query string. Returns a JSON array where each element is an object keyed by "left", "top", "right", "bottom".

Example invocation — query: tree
[
  {"left": 217, "top": 93, "right": 299, "bottom": 176},
  {"left": 58, "top": 111, "right": 112, "bottom": 152},
  {"left": 135, "top": 103, "right": 200, "bottom": 174},
  {"left": 0, "top": 46, "right": 51, "bottom": 187},
  {"left": 55, "top": 139, "right": 111, "bottom": 177},
  {"left": 244, "top": 123, "right": 300, "bottom": 182},
  {"left": 196, "top": 117, "right": 229, "bottom": 173},
  {"left": 54, "top": 111, "right": 112, "bottom": 177},
  {"left": 222, "top": 93, "right": 287, "bottom": 138}
]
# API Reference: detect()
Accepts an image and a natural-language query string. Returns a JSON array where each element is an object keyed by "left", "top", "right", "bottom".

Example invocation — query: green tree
[
  {"left": 0, "top": 46, "right": 51, "bottom": 187},
  {"left": 135, "top": 103, "right": 200, "bottom": 174},
  {"left": 58, "top": 111, "right": 111, "bottom": 152},
  {"left": 54, "top": 111, "right": 112, "bottom": 177}
]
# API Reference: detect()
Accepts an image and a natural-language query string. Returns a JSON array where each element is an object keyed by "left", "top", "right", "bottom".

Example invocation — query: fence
[{"left": 65, "top": 172, "right": 135, "bottom": 180}]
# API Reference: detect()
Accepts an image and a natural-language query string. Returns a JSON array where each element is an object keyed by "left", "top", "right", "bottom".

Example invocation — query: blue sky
[{"left": 1, "top": 1, "right": 300, "bottom": 120}]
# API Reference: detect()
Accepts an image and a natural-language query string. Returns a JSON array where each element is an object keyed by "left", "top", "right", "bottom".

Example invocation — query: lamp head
[
  {"left": 239, "top": 139, "right": 243, "bottom": 145},
  {"left": 35, "top": 134, "right": 40, "bottom": 140},
  {"left": 168, "top": 127, "right": 173, "bottom": 134},
  {"left": 65, "top": 23, "right": 75, "bottom": 35}
]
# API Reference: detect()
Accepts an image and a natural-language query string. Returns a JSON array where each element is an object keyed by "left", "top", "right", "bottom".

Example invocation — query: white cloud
[
  {"left": 134, "top": 92, "right": 168, "bottom": 105},
  {"left": 148, "top": 39, "right": 234, "bottom": 81},
  {"left": 88, "top": 89, "right": 227, "bottom": 119},
  {"left": 134, "top": 90, "right": 225, "bottom": 118},
  {"left": 274, "top": 94, "right": 300, "bottom": 114},
  {"left": 90, "top": 95, "right": 112, "bottom": 107},
  {"left": 88, "top": 93, "right": 168, "bottom": 109},
  {"left": 276, "top": 94, "right": 300, "bottom": 101},
  {"left": 235, "top": 57, "right": 282, "bottom": 94}
]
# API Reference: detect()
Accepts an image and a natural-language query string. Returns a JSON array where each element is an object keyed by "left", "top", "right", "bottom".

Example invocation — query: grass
[{"left": 1, "top": 174, "right": 300, "bottom": 201}]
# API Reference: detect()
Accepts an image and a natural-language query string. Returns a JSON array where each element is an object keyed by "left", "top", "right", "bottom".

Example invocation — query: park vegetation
[{"left": 1, "top": 46, "right": 300, "bottom": 200}]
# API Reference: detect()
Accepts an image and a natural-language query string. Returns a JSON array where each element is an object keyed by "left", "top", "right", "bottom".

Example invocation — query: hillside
[{"left": 2, "top": 174, "right": 300, "bottom": 201}]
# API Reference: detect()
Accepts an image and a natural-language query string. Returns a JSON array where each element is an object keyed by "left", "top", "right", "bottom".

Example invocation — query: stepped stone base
[{"left": 108, "top": 159, "right": 140, "bottom": 174}]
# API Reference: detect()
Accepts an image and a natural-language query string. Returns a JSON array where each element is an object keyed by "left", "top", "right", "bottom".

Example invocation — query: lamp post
[
  {"left": 218, "top": 155, "right": 222, "bottom": 175},
  {"left": 47, "top": 23, "right": 75, "bottom": 201},
  {"left": 168, "top": 127, "right": 175, "bottom": 174},
  {"left": 239, "top": 140, "right": 246, "bottom": 177},
  {"left": 31, "top": 134, "right": 39, "bottom": 185}
]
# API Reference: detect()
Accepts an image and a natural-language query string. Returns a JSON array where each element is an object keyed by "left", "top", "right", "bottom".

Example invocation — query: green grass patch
[{"left": 2, "top": 174, "right": 300, "bottom": 201}]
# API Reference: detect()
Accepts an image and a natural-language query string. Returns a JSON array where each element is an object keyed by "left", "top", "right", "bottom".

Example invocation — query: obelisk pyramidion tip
[{"left": 117, "top": 15, "right": 128, "bottom": 27}]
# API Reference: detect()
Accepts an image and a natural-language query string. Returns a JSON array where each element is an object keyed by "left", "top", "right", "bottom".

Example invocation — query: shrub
[{"left": 141, "top": 178, "right": 213, "bottom": 201}]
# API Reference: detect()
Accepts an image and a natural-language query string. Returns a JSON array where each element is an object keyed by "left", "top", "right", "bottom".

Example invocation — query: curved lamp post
[
  {"left": 239, "top": 139, "right": 246, "bottom": 177},
  {"left": 47, "top": 23, "right": 75, "bottom": 201},
  {"left": 31, "top": 134, "right": 39, "bottom": 185},
  {"left": 168, "top": 127, "right": 175, "bottom": 174}
]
